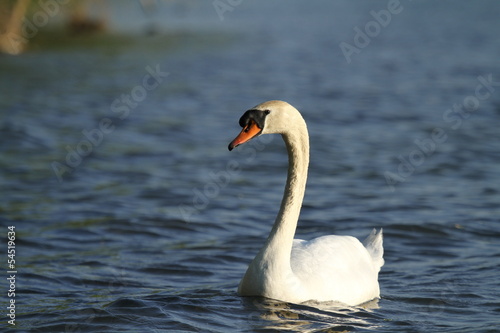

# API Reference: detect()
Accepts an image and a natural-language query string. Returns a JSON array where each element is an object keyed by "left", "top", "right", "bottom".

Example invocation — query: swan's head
[{"left": 228, "top": 100, "right": 303, "bottom": 151}]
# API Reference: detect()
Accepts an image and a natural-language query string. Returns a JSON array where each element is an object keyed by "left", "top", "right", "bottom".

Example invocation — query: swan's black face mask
[{"left": 228, "top": 109, "right": 270, "bottom": 151}]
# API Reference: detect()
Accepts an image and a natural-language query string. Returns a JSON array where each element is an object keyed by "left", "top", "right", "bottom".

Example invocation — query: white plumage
[{"left": 228, "top": 100, "right": 384, "bottom": 306}]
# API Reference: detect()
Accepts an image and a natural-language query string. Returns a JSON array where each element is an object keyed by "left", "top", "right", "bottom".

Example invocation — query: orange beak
[{"left": 228, "top": 120, "right": 262, "bottom": 151}]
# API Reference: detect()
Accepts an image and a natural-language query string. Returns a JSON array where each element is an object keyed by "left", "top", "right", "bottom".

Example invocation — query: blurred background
[{"left": 1, "top": 0, "right": 500, "bottom": 332}]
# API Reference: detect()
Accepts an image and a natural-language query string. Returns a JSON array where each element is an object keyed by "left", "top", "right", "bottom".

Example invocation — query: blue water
[{"left": 1, "top": 1, "right": 500, "bottom": 332}]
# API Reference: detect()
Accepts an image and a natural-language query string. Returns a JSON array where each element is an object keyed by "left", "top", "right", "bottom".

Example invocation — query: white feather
[{"left": 233, "top": 101, "right": 384, "bottom": 305}]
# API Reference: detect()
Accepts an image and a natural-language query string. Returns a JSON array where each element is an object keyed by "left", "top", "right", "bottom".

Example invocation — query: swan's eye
[{"left": 264, "top": 110, "right": 271, "bottom": 115}]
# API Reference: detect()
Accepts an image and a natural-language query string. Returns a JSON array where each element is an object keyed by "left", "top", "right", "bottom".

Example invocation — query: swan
[{"left": 228, "top": 100, "right": 384, "bottom": 306}]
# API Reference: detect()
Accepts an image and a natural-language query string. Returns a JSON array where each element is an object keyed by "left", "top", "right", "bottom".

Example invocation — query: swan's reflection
[{"left": 243, "top": 297, "right": 381, "bottom": 332}]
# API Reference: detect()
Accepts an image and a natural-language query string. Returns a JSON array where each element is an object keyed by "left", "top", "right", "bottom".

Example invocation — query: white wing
[{"left": 290, "top": 229, "right": 383, "bottom": 305}]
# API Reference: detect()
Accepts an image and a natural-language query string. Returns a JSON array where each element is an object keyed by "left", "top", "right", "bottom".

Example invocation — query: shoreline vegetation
[{"left": 0, "top": 0, "right": 109, "bottom": 55}]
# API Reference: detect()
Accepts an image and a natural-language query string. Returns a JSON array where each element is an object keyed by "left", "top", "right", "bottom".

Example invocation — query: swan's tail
[{"left": 363, "top": 228, "right": 384, "bottom": 270}]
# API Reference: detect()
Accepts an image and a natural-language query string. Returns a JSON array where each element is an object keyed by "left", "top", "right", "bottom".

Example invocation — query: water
[{"left": 1, "top": 0, "right": 500, "bottom": 332}]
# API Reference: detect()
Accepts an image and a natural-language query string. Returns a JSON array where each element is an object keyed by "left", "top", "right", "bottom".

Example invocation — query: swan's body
[{"left": 228, "top": 100, "right": 384, "bottom": 306}]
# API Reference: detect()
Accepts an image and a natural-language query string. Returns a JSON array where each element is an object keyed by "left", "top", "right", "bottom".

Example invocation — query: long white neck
[
  {"left": 260, "top": 122, "right": 309, "bottom": 269},
  {"left": 237, "top": 103, "right": 311, "bottom": 299}
]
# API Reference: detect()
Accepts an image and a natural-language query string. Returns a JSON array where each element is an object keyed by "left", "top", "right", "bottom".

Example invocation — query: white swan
[{"left": 228, "top": 100, "right": 384, "bottom": 306}]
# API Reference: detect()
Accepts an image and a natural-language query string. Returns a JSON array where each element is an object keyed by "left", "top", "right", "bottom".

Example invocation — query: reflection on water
[{"left": 244, "top": 297, "right": 381, "bottom": 332}]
